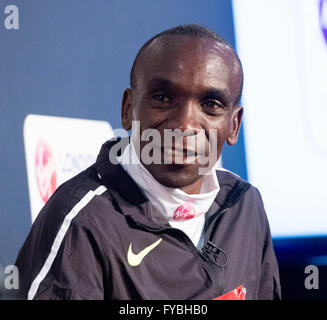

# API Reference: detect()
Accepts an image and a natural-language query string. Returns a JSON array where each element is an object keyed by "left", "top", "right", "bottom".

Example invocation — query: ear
[
  {"left": 226, "top": 106, "right": 243, "bottom": 146},
  {"left": 121, "top": 88, "right": 133, "bottom": 130}
]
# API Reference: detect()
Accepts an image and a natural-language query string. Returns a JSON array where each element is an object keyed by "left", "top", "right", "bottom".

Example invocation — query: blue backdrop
[
  {"left": 0, "top": 0, "right": 246, "bottom": 272},
  {"left": 2, "top": 0, "right": 326, "bottom": 301}
]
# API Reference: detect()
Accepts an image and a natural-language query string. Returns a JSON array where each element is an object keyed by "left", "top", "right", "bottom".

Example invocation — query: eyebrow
[
  {"left": 147, "top": 78, "right": 230, "bottom": 105},
  {"left": 201, "top": 88, "right": 230, "bottom": 106},
  {"left": 147, "top": 78, "right": 174, "bottom": 92}
]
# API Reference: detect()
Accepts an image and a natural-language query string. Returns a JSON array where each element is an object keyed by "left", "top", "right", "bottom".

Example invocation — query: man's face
[{"left": 122, "top": 35, "right": 243, "bottom": 193}]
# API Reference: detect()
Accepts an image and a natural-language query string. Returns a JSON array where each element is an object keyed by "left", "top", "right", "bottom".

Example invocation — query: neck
[{"left": 180, "top": 176, "right": 204, "bottom": 195}]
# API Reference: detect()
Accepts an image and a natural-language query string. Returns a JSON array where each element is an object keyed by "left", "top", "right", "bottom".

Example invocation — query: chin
[{"left": 146, "top": 163, "right": 203, "bottom": 189}]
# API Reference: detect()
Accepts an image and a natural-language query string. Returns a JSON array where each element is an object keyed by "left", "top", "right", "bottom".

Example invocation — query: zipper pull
[{"left": 201, "top": 241, "right": 228, "bottom": 267}]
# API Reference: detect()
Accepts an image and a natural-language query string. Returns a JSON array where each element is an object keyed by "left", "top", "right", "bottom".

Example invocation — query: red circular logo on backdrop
[{"left": 35, "top": 139, "right": 57, "bottom": 203}]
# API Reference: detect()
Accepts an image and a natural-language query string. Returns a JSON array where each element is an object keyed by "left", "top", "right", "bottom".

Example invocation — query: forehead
[{"left": 135, "top": 35, "right": 241, "bottom": 99}]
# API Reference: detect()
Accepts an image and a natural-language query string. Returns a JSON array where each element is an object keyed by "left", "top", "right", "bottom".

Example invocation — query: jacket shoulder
[
  {"left": 216, "top": 168, "right": 268, "bottom": 229},
  {"left": 216, "top": 168, "right": 262, "bottom": 201},
  {"left": 35, "top": 165, "right": 108, "bottom": 224}
]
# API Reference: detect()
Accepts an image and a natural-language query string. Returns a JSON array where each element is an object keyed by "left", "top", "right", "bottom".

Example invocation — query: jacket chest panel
[{"left": 103, "top": 222, "right": 216, "bottom": 299}]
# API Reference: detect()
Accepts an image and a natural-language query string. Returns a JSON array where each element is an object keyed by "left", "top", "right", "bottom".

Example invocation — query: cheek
[
  {"left": 131, "top": 107, "right": 152, "bottom": 136},
  {"left": 132, "top": 101, "right": 165, "bottom": 130},
  {"left": 206, "top": 120, "right": 231, "bottom": 153},
  {"left": 208, "top": 132, "right": 224, "bottom": 156}
]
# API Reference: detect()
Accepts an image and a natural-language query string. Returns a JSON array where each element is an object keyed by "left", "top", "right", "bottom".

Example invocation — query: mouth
[
  {"left": 141, "top": 143, "right": 207, "bottom": 165},
  {"left": 162, "top": 146, "right": 194, "bottom": 155},
  {"left": 160, "top": 146, "right": 206, "bottom": 165}
]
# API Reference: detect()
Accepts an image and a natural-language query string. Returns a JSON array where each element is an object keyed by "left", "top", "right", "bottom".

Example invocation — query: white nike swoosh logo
[{"left": 127, "top": 238, "right": 162, "bottom": 267}]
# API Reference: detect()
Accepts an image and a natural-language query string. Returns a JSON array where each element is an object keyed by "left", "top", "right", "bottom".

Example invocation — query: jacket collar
[
  {"left": 95, "top": 137, "right": 147, "bottom": 206},
  {"left": 95, "top": 138, "right": 158, "bottom": 228},
  {"left": 94, "top": 138, "right": 249, "bottom": 228}
]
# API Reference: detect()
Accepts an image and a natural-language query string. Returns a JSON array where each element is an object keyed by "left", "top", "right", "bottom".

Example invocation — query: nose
[{"left": 168, "top": 101, "right": 201, "bottom": 136}]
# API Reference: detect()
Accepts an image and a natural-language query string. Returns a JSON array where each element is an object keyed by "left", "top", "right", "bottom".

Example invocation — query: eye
[
  {"left": 202, "top": 100, "right": 218, "bottom": 108},
  {"left": 153, "top": 94, "right": 171, "bottom": 103},
  {"left": 201, "top": 100, "right": 224, "bottom": 113}
]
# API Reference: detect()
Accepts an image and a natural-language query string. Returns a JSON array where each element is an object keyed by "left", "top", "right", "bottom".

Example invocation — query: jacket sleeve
[
  {"left": 257, "top": 224, "right": 282, "bottom": 299},
  {"left": 255, "top": 188, "right": 282, "bottom": 300},
  {"left": 16, "top": 218, "right": 107, "bottom": 300}
]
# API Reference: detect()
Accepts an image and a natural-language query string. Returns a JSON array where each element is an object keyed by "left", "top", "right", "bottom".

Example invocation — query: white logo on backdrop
[{"left": 24, "top": 114, "right": 114, "bottom": 222}]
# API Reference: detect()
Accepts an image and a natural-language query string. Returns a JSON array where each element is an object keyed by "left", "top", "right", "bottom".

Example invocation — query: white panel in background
[
  {"left": 233, "top": 0, "right": 327, "bottom": 237},
  {"left": 23, "top": 114, "right": 114, "bottom": 223}
]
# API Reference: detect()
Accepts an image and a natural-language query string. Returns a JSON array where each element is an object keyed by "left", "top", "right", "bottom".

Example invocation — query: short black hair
[{"left": 130, "top": 24, "right": 244, "bottom": 105}]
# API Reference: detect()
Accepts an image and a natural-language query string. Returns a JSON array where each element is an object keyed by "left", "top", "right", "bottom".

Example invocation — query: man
[{"left": 15, "top": 24, "right": 281, "bottom": 300}]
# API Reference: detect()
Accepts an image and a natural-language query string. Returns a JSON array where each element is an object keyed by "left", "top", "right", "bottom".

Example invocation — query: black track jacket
[{"left": 15, "top": 139, "right": 281, "bottom": 300}]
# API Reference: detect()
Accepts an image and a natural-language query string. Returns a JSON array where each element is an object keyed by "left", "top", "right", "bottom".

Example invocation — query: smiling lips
[
  {"left": 161, "top": 146, "right": 206, "bottom": 164},
  {"left": 161, "top": 147, "right": 202, "bottom": 157}
]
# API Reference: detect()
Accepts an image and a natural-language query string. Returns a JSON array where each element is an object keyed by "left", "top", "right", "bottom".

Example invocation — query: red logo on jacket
[
  {"left": 212, "top": 285, "right": 246, "bottom": 300},
  {"left": 173, "top": 202, "right": 197, "bottom": 220}
]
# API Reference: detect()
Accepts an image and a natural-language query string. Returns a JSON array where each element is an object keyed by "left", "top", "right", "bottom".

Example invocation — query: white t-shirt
[{"left": 119, "top": 141, "right": 220, "bottom": 247}]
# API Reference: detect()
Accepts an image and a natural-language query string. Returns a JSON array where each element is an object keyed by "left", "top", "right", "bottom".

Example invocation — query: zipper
[
  {"left": 200, "top": 206, "right": 229, "bottom": 295},
  {"left": 199, "top": 181, "right": 251, "bottom": 294},
  {"left": 204, "top": 180, "right": 251, "bottom": 245},
  {"left": 204, "top": 207, "right": 228, "bottom": 245}
]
